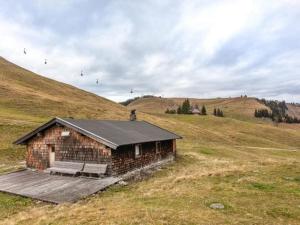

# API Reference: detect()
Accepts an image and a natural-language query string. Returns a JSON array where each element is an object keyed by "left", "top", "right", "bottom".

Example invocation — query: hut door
[{"left": 49, "top": 145, "right": 55, "bottom": 167}]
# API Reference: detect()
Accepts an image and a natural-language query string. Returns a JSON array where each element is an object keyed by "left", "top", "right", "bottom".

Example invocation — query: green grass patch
[
  {"left": 284, "top": 188, "right": 300, "bottom": 195},
  {"left": 0, "top": 192, "right": 33, "bottom": 220},
  {"left": 0, "top": 147, "right": 26, "bottom": 163},
  {"left": 199, "top": 147, "right": 215, "bottom": 155},
  {"left": 249, "top": 182, "right": 275, "bottom": 191},
  {"left": 267, "top": 207, "right": 296, "bottom": 219}
]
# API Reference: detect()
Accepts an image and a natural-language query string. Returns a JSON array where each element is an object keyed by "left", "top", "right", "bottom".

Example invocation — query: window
[
  {"left": 135, "top": 144, "right": 142, "bottom": 158},
  {"left": 61, "top": 130, "right": 70, "bottom": 137},
  {"left": 156, "top": 141, "right": 161, "bottom": 154}
]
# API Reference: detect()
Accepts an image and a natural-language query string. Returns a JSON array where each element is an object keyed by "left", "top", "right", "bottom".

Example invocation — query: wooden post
[{"left": 173, "top": 139, "right": 176, "bottom": 158}]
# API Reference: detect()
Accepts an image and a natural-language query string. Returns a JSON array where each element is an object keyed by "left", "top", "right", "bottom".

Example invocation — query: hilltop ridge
[
  {"left": 127, "top": 96, "right": 300, "bottom": 120},
  {"left": 127, "top": 96, "right": 267, "bottom": 118}
]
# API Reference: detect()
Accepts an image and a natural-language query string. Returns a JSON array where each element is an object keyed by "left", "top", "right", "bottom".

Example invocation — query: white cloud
[
  {"left": 0, "top": 0, "right": 299, "bottom": 102},
  {"left": 176, "top": 0, "right": 262, "bottom": 57}
]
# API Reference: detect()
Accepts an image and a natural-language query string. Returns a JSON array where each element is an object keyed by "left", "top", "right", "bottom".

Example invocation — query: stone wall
[
  {"left": 27, "top": 124, "right": 112, "bottom": 171},
  {"left": 111, "top": 140, "right": 175, "bottom": 175}
]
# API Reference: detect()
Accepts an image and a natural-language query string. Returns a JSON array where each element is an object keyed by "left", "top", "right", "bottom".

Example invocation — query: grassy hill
[
  {"left": 0, "top": 57, "right": 300, "bottom": 224},
  {"left": 3, "top": 114, "right": 300, "bottom": 225},
  {"left": 127, "top": 96, "right": 269, "bottom": 119},
  {"left": 0, "top": 57, "right": 127, "bottom": 120},
  {"left": 287, "top": 103, "right": 300, "bottom": 118},
  {"left": 127, "top": 96, "right": 300, "bottom": 120}
]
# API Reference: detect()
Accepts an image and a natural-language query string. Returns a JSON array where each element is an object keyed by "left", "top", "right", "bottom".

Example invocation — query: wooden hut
[{"left": 14, "top": 117, "right": 181, "bottom": 176}]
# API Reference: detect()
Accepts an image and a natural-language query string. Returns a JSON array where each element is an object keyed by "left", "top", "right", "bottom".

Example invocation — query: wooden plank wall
[
  {"left": 27, "top": 125, "right": 112, "bottom": 171},
  {"left": 111, "top": 140, "right": 175, "bottom": 175}
]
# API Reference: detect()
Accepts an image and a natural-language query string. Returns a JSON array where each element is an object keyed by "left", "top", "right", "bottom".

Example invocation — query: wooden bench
[
  {"left": 46, "top": 161, "right": 84, "bottom": 176},
  {"left": 81, "top": 163, "right": 107, "bottom": 177}
]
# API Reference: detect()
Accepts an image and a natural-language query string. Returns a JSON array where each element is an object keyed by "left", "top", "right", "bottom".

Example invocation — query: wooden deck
[{"left": 0, "top": 170, "right": 120, "bottom": 204}]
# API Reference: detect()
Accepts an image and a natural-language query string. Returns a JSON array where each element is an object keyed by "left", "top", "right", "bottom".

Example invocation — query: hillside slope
[
  {"left": 2, "top": 113, "right": 300, "bottom": 225},
  {"left": 128, "top": 96, "right": 300, "bottom": 119},
  {"left": 0, "top": 57, "right": 127, "bottom": 121},
  {"left": 127, "top": 96, "right": 270, "bottom": 119},
  {"left": 287, "top": 103, "right": 300, "bottom": 118}
]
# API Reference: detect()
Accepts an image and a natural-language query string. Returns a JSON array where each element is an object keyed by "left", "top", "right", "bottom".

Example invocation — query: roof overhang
[{"left": 13, "top": 117, "right": 119, "bottom": 149}]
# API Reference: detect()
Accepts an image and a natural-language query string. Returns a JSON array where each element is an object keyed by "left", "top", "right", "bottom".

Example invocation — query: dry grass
[
  {"left": 287, "top": 103, "right": 300, "bottom": 118},
  {"left": 0, "top": 57, "right": 128, "bottom": 120},
  {"left": 128, "top": 96, "right": 270, "bottom": 120},
  {"left": 1, "top": 115, "right": 300, "bottom": 225},
  {"left": 0, "top": 57, "right": 299, "bottom": 224}
]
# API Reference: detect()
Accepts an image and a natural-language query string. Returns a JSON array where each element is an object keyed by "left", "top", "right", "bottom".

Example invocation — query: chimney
[{"left": 130, "top": 109, "right": 137, "bottom": 121}]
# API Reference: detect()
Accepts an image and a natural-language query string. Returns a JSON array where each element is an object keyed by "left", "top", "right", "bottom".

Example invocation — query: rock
[
  {"left": 210, "top": 203, "right": 225, "bottom": 209},
  {"left": 283, "top": 176, "right": 294, "bottom": 181},
  {"left": 118, "top": 180, "right": 128, "bottom": 186}
]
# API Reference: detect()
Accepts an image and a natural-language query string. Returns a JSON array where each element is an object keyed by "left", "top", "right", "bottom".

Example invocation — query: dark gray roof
[{"left": 14, "top": 117, "right": 181, "bottom": 149}]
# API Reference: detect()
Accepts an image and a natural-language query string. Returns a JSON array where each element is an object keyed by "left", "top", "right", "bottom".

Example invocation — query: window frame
[
  {"left": 156, "top": 141, "right": 161, "bottom": 154},
  {"left": 135, "top": 144, "right": 142, "bottom": 158}
]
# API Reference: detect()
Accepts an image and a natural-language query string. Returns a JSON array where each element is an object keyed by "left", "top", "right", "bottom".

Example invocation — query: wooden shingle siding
[
  {"left": 111, "top": 140, "right": 174, "bottom": 175},
  {"left": 27, "top": 125, "right": 112, "bottom": 172},
  {"left": 24, "top": 121, "right": 177, "bottom": 175}
]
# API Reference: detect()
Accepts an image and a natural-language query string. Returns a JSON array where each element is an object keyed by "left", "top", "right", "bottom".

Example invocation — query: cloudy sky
[{"left": 0, "top": 0, "right": 300, "bottom": 102}]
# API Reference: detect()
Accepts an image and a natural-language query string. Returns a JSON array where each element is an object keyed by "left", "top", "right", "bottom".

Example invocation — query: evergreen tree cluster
[
  {"left": 165, "top": 99, "right": 210, "bottom": 116},
  {"left": 258, "top": 99, "right": 288, "bottom": 120},
  {"left": 284, "top": 115, "right": 300, "bottom": 123},
  {"left": 255, "top": 98, "right": 300, "bottom": 123},
  {"left": 213, "top": 108, "right": 224, "bottom": 117},
  {"left": 201, "top": 105, "right": 207, "bottom": 115},
  {"left": 254, "top": 109, "right": 270, "bottom": 118},
  {"left": 165, "top": 108, "right": 176, "bottom": 114},
  {"left": 178, "top": 99, "right": 191, "bottom": 114},
  {"left": 290, "top": 102, "right": 300, "bottom": 107}
]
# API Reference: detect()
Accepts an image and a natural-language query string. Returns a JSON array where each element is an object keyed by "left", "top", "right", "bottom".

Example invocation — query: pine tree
[
  {"left": 181, "top": 99, "right": 191, "bottom": 114},
  {"left": 201, "top": 105, "right": 207, "bottom": 115},
  {"left": 169, "top": 109, "right": 176, "bottom": 114},
  {"left": 220, "top": 110, "right": 224, "bottom": 117},
  {"left": 213, "top": 108, "right": 224, "bottom": 117},
  {"left": 177, "top": 106, "right": 182, "bottom": 114}
]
